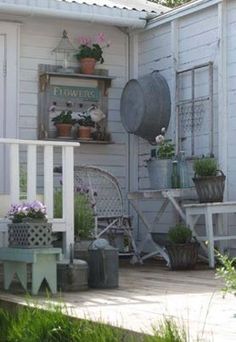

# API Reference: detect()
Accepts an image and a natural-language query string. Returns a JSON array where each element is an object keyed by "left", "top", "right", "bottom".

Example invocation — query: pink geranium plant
[
  {"left": 7, "top": 200, "right": 47, "bottom": 223},
  {"left": 75, "top": 32, "right": 110, "bottom": 64}
]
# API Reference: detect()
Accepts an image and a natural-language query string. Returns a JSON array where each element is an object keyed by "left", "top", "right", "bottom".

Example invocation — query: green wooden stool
[{"left": 0, "top": 248, "right": 62, "bottom": 295}]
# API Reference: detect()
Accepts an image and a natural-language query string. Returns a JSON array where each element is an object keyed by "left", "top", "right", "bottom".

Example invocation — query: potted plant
[
  {"left": 52, "top": 110, "right": 76, "bottom": 138},
  {"left": 75, "top": 32, "right": 110, "bottom": 74},
  {"left": 146, "top": 128, "right": 175, "bottom": 189},
  {"left": 77, "top": 113, "right": 95, "bottom": 140},
  {"left": 165, "top": 224, "right": 199, "bottom": 270},
  {"left": 7, "top": 200, "right": 52, "bottom": 248},
  {"left": 192, "top": 157, "right": 226, "bottom": 203},
  {"left": 54, "top": 185, "right": 95, "bottom": 262}
]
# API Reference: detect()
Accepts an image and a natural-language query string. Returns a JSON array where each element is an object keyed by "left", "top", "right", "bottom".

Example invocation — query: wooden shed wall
[
  {"left": 14, "top": 16, "right": 129, "bottom": 206},
  {"left": 135, "top": 2, "right": 228, "bottom": 246}
]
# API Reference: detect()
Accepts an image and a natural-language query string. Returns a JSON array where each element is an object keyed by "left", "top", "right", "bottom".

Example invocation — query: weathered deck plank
[{"left": 0, "top": 261, "right": 235, "bottom": 342}]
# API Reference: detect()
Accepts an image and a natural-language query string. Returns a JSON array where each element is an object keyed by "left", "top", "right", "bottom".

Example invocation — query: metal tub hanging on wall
[{"left": 120, "top": 71, "right": 171, "bottom": 143}]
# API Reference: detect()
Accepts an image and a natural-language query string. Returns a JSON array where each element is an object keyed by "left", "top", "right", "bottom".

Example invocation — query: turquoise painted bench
[{"left": 0, "top": 248, "right": 62, "bottom": 295}]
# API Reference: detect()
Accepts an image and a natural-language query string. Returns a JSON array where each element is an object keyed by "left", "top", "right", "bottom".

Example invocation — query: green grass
[{"left": 0, "top": 302, "right": 190, "bottom": 342}]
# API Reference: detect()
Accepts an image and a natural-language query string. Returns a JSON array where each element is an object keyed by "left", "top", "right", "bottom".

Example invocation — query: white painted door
[{"left": 0, "top": 23, "right": 19, "bottom": 193}]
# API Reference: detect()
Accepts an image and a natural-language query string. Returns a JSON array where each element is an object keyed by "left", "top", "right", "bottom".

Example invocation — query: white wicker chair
[
  {"left": 73, "top": 166, "right": 137, "bottom": 255},
  {"left": 55, "top": 165, "right": 137, "bottom": 256}
]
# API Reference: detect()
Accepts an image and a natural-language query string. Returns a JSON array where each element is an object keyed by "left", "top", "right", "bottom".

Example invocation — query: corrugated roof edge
[{"left": 58, "top": 0, "right": 170, "bottom": 14}]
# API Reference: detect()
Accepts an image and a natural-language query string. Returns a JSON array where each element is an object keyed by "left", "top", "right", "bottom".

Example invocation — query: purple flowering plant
[{"left": 7, "top": 200, "right": 47, "bottom": 223}]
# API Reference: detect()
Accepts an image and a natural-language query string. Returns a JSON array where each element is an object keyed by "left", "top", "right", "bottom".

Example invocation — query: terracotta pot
[
  {"left": 79, "top": 58, "right": 96, "bottom": 74},
  {"left": 78, "top": 126, "right": 92, "bottom": 139},
  {"left": 56, "top": 123, "right": 72, "bottom": 137}
]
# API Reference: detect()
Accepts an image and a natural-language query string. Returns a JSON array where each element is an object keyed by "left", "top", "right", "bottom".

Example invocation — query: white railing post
[
  {"left": 44, "top": 145, "right": 54, "bottom": 220},
  {"left": 27, "top": 144, "right": 37, "bottom": 202},
  {"left": 62, "top": 146, "right": 74, "bottom": 258},
  {"left": 10, "top": 143, "right": 20, "bottom": 203}
]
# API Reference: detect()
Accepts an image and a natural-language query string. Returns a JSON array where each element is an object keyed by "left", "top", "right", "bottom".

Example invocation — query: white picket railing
[{"left": 0, "top": 138, "right": 80, "bottom": 257}]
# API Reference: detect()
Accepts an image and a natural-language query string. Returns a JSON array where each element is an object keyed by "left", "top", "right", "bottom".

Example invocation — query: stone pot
[{"left": 79, "top": 58, "right": 96, "bottom": 74}]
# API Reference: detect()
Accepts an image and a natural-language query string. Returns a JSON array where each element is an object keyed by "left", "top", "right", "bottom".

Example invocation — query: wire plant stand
[{"left": 176, "top": 62, "right": 214, "bottom": 157}]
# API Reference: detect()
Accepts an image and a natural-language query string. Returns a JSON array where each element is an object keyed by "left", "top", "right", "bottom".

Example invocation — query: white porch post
[
  {"left": 10, "top": 143, "right": 20, "bottom": 203},
  {"left": 62, "top": 146, "right": 74, "bottom": 258},
  {"left": 27, "top": 145, "right": 37, "bottom": 202}
]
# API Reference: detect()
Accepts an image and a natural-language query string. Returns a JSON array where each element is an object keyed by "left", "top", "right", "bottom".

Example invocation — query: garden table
[
  {"left": 184, "top": 202, "right": 236, "bottom": 268},
  {"left": 127, "top": 188, "right": 197, "bottom": 264},
  {"left": 0, "top": 247, "right": 62, "bottom": 295}
]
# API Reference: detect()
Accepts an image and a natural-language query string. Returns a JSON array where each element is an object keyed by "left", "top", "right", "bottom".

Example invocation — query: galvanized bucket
[{"left": 147, "top": 159, "right": 172, "bottom": 189}]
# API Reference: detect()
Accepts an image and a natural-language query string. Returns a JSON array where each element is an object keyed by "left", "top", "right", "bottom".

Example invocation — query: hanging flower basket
[{"left": 8, "top": 221, "right": 52, "bottom": 248}]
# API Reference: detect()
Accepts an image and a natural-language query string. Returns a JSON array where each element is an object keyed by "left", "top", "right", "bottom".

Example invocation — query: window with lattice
[{"left": 176, "top": 62, "right": 214, "bottom": 157}]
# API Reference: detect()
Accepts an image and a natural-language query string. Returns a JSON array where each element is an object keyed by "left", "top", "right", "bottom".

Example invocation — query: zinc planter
[
  {"left": 165, "top": 242, "right": 199, "bottom": 270},
  {"left": 192, "top": 171, "right": 226, "bottom": 203},
  {"left": 8, "top": 221, "right": 52, "bottom": 248},
  {"left": 147, "top": 159, "right": 172, "bottom": 189}
]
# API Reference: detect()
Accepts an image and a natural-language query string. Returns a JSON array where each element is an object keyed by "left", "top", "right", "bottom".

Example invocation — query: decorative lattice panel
[{"left": 8, "top": 222, "right": 52, "bottom": 248}]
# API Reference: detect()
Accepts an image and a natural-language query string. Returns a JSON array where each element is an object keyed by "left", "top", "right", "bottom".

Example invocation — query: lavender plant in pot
[{"left": 146, "top": 128, "right": 175, "bottom": 189}]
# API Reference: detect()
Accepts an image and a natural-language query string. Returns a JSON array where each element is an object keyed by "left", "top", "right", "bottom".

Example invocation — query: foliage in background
[
  {"left": 168, "top": 224, "right": 192, "bottom": 244},
  {"left": 216, "top": 252, "right": 236, "bottom": 296},
  {"left": 150, "top": 0, "right": 192, "bottom": 8},
  {"left": 0, "top": 302, "right": 189, "bottom": 342},
  {"left": 20, "top": 166, "right": 27, "bottom": 199},
  {"left": 54, "top": 188, "right": 95, "bottom": 239},
  {"left": 193, "top": 158, "right": 218, "bottom": 177}
]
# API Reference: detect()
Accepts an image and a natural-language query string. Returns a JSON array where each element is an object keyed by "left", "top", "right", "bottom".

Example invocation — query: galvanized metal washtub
[{"left": 120, "top": 71, "right": 171, "bottom": 142}]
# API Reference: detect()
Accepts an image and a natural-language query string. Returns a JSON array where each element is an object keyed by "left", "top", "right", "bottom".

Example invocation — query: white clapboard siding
[
  {"left": 136, "top": 3, "right": 222, "bottom": 248},
  {"left": 18, "top": 17, "right": 129, "bottom": 208}
]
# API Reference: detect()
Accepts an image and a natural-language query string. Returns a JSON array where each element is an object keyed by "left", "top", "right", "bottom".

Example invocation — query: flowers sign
[{"left": 7, "top": 200, "right": 47, "bottom": 223}]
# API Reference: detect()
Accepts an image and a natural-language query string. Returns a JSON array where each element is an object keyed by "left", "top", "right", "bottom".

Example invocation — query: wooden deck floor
[{"left": 0, "top": 260, "right": 235, "bottom": 342}]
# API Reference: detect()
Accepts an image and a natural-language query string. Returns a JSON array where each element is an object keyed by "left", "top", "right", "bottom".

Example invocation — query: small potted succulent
[
  {"left": 165, "top": 223, "right": 199, "bottom": 270},
  {"left": 75, "top": 32, "right": 110, "bottom": 74},
  {"left": 52, "top": 110, "right": 76, "bottom": 138},
  {"left": 7, "top": 200, "right": 52, "bottom": 248},
  {"left": 146, "top": 127, "right": 175, "bottom": 189},
  {"left": 192, "top": 157, "right": 226, "bottom": 203}
]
